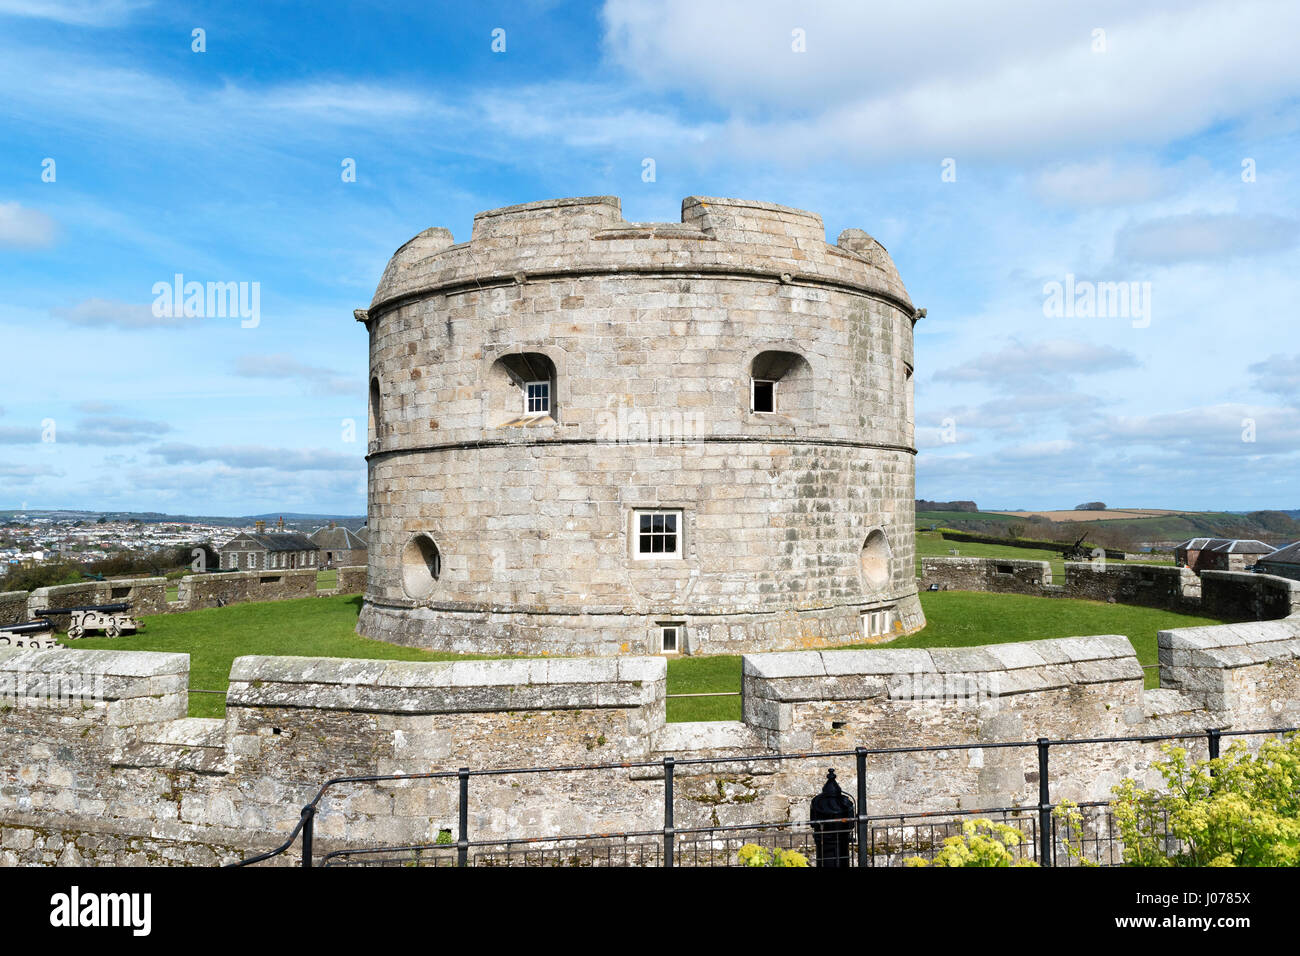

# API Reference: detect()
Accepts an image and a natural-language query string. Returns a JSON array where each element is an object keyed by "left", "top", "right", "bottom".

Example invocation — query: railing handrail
[{"left": 228, "top": 724, "right": 1297, "bottom": 867}]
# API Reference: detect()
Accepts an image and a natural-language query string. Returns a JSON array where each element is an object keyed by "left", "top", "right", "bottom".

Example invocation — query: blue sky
[{"left": 1, "top": 0, "right": 1297, "bottom": 515}]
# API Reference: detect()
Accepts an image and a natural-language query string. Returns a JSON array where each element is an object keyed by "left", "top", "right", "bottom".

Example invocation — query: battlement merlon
[{"left": 367, "top": 195, "right": 913, "bottom": 316}]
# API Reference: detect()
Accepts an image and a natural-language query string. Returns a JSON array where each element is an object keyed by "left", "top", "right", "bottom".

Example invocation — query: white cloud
[
  {"left": 601, "top": 0, "right": 1300, "bottom": 161},
  {"left": 232, "top": 353, "right": 356, "bottom": 397},
  {"left": 0, "top": 0, "right": 149, "bottom": 25},
  {"left": 52, "top": 298, "right": 197, "bottom": 330},
  {"left": 934, "top": 339, "right": 1140, "bottom": 386},
  {"left": 1249, "top": 354, "right": 1300, "bottom": 400},
  {"left": 0, "top": 201, "right": 56, "bottom": 247},
  {"left": 150, "top": 443, "right": 360, "bottom": 472},
  {"left": 1032, "top": 160, "right": 1174, "bottom": 208},
  {"left": 1113, "top": 212, "right": 1299, "bottom": 265}
]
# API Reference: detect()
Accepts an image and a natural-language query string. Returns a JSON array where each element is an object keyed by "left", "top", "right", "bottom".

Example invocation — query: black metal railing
[{"left": 229, "top": 725, "right": 1294, "bottom": 868}]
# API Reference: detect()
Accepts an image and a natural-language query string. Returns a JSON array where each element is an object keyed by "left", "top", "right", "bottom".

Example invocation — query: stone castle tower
[{"left": 355, "top": 195, "right": 924, "bottom": 656}]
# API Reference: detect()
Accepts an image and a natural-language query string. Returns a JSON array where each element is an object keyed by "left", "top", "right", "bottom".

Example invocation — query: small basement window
[
  {"left": 862, "top": 607, "right": 895, "bottom": 639},
  {"left": 751, "top": 379, "right": 775, "bottom": 413},
  {"left": 634, "top": 510, "right": 682, "bottom": 559},
  {"left": 658, "top": 622, "right": 684, "bottom": 654},
  {"left": 525, "top": 380, "right": 550, "bottom": 414}
]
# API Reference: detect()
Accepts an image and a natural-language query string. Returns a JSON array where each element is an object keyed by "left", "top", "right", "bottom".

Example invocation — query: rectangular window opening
[
  {"left": 658, "top": 623, "right": 683, "bottom": 654},
  {"left": 862, "top": 607, "right": 896, "bottom": 638},
  {"left": 634, "top": 510, "right": 682, "bottom": 559},
  {"left": 525, "top": 380, "right": 550, "bottom": 414},
  {"left": 752, "top": 379, "right": 775, "bottom": 413}
]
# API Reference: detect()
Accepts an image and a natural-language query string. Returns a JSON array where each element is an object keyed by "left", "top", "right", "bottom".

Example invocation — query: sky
[{"left": 0, "top": 0, "right": 1297, "bottom": 516}]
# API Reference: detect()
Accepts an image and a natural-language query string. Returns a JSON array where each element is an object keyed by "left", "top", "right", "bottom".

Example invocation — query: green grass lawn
[
  {"left": 62, "top": 595, "right": 471, "bottom": 718},
  {"left": 60, "top": 589, "right": 1226, "bottom": 723},
  {"left": 664, "top": 591, "right": 1227, "bottom": 723}
]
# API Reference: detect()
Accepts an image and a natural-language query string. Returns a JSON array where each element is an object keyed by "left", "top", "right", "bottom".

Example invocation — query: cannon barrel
[
  {"left": 0, "top": 620, "right": 56, "bottom": 634},
  {"left": 34, "top": 602, "right": 133, "bottom": 616}
]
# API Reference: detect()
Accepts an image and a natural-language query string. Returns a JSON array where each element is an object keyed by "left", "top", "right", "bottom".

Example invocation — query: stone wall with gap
[{"left": 920, "top": 557, "right": 1300, "bottom": 621}]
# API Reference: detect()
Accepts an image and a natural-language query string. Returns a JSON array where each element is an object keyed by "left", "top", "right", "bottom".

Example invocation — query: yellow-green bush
[
  {"left": 737, "top": 844, "right": 810, "bottom": 867},
  {"left": 1111, "top": 733, "right": 1300, "bottom": 867},
  {"left": 904, "top": 819, "right": 1038, "bottom": 867}
]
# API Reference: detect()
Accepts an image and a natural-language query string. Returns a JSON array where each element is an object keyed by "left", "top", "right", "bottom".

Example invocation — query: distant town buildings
[
  {"left": 308, "top": 523, "right": 367, "bottom": 568},
  {"left": 218, "top": 524, "right": 320, "bottom": 571}
]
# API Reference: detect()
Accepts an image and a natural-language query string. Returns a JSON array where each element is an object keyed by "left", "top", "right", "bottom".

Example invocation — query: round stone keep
[{"left": 356, "top": 195, "right": 925, "bottom": 656}]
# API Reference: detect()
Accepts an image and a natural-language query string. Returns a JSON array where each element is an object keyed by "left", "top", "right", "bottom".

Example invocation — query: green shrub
[
  {"left": 1110, "top": 733, "right": 1300, "bottom": 867},
  {"left": 737, "top": 844, "right": 809, "bottom": 867},
  {"left": 904, "top": 819, "right": 1038, "bottom": 867}
]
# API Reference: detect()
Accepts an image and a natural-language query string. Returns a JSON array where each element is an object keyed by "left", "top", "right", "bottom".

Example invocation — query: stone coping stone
[
  {"left": 226, "top": 654, "right": 665, "bottom": 714},
  {"left": 1159, "top": 620, "right": 1300, "bottom": 667},
  {"left": 1142, "top": 688, "right": 1205, "bottom": 718},
  {"left": 0, "top": 646, "right": 188, "bottom": 678},
  {"left": 743, "top": 636, "right": 1135, "bottom": 681},
  {"left": 654, "top": 720, "right": 768, "bottom": 754},
  {"left": 743, "top": 637, "right": 1141, "bottom": 701}
]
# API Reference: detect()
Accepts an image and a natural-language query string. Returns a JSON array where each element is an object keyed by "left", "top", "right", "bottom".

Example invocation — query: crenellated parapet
[{"left": 367, "top": 196, "right": 913, "bottom": 319}]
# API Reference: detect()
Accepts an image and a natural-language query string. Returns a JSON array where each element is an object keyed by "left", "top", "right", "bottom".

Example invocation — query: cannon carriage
[
  {"left": 33, "top": 602, "right": 142, "bottom": 640},
  {"left": 1062, "top": 536, "right": 1094, "bottom": 562},
  {"left": 0, "top": 619, "right": 60, "bottom": 649}
]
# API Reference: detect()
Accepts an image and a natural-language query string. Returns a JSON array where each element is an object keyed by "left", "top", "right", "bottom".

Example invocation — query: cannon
[
  {"left": 1062, "top": 536, "right": 1094, "bottom": 562},
  {"left": 0, "top": 619, "right": 59, "bottom": 649},
  {"left": 33, "top": 602, "right": 142, "bottom": 639}
]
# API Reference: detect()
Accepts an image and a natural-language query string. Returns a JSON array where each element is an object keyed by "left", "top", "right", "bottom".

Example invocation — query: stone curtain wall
[
  {"left": 919, "top": 556, "right": 1052, "bottom": 595},
  {"left": 3, "top": 612, "right": 1298, "bottom": 866},
  {"left": 175, "top": 569, "right": 318, "bottom": 611},
  {"left": 0, "top": 568, "right": 369, "bottom": 631},
  {"left": 0, "top": 592, "right": 26, "bottom": 627},
  {"left": 1199, "top": 570, "right": 1300, "bottom": 621},
  {"left": 921, "top": 557, "right": 1298, "bottom": 621}
]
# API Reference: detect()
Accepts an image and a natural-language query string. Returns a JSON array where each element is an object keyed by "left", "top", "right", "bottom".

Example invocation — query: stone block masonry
[
  {"left": 359, "top": 195, "right": 925, "bottom": 656},
  {"left": 2, "top": 610, "right": 1297, "bottom": 865},
  {"left": 0, "top": 592, "right": 26, "bottom": 627}
]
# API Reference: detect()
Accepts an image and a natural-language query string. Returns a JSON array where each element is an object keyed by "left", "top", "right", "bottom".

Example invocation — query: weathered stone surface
[
  {"left": 359, "top": 195, "right": 924, "bottom": 656},
  {"left": 2, "top": 616, "right": 1298, "bottom": 866}
]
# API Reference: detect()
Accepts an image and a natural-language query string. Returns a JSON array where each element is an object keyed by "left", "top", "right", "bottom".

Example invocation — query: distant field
[
  {"left": 915, "top": 510, "right": 1022, "bottom": 526},
  {"left": 991, "top": 508, "right": 1192, "bottom": 522}
]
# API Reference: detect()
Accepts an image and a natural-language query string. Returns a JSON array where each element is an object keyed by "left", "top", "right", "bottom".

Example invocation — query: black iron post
[
  {"left": 457, "top": 767, "right": 469, "bottom": 868},
  {"left": 1208, "top": 727, "right": 1221, "bottom": 777},
  {"left": 299, "top": 805, "right": 315, "bottom": 868},
  {"left": 855, "top": 747, "right": 868, "bottom": 867},
  {"left": 1037, "top": 738, "right": 1051, "bottom": 867},
  {"left": 663, "top": 756, "right": 675, "bottom": 868}
]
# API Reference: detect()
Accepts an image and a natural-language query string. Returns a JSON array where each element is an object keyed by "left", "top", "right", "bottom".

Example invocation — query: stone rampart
[{"left": 3, "top": 612, "right": 1296, "bottom": 865}]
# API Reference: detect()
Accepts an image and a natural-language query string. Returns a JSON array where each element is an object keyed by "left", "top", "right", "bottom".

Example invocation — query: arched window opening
[
  {"left": 860, "top": 529, "right": 892, "bottom": 591},
  {"left": 402, "top": 533, "right": 442, "bottom": 600},
  {"left": 369, "top": 377, "right": 382, "bottom": 448},
  {"left": 488, "top": 352, "right": 558, "bottom": 426},
  {"left": 749, "top": 350, "right": 813, "bottom": 420}
]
